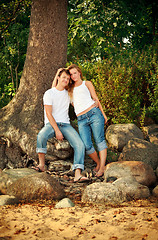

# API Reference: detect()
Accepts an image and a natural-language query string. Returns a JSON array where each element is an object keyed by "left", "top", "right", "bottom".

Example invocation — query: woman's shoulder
[{"left": 85, "top": 80, "right": 93, "bottom": 87}]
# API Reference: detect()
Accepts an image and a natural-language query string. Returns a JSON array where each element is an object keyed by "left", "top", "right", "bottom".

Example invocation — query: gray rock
[
  {"left": 55, "top": 198, "right": 75, "bottom": 208},
  {"left": 54, "top": 139, "right": 71, "bottom": 150},
  {"left": 48, "top": 160, "right": 72, "bottom": 172},
  {"left": 47, "top": 138, "right": 72, "bottom": 160},
  {"left": 0, "top": 168, "right": 39, "bottom": 194},
  {"left": 143, "top": 124, "right": 158, "bottom": 145},
  {"left": 6, "top": 172, "right": 65, "bottom": 202},
  {"left": 105, "top": 124, "right": 144, "bottom": 151},
  {"left": 82, "top": 177, "right": 150, "bottom": 205},
  {"left": 105, "top": 161, "right": 157, "bottom": 187},
  {"left": 82, "top": 182, "right": 126, "bottom": 204},
  {"left": 119, "top": 138, "right": 158, "bottom": 169},
  {"left": 152, "top": 185, "right": 158, "bottom": 197},
  {"left": 112, "top": 176, "right": 150, "bottom": 200},
  {"left": 0, "top": 195, "right": 19, "bottom": 206}
]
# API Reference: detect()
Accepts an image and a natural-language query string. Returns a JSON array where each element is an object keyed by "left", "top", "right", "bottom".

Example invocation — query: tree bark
[{"left": 0, "top": 0, "right": 68, "bottom": 158}]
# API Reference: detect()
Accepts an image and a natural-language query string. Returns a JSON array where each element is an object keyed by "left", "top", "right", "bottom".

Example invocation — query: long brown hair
[{"left": 67, "top": 64, "right": 83, "bottom": 99}]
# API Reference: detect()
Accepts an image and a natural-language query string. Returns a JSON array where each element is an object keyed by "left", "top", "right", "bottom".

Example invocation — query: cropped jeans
[
  {"left": 36, "top": 122, "right": 85, "bottom": 171},
  {"left": 77, "top": 107, "right": 107, "bottom": 155}
]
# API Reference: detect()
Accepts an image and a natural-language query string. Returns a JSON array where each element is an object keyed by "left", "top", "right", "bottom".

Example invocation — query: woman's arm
[
  {"left": 44, "top": 105, "right": 64, "bottom": 140},
  {"left": 51, "top": 68, "right": 63, "bottom": 88},
  {"left": 85, "top": 81, "right": 108, "bottom": 123}
]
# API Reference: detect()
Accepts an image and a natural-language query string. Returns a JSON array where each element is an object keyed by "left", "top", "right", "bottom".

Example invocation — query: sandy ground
[{"left": 0, "top": 197, "right": 158, "bottom": 240}]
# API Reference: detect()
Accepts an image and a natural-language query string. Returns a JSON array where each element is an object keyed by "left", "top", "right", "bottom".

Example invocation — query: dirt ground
[{"left": 0, "top": 196, "right": 158, "bottom": 240}]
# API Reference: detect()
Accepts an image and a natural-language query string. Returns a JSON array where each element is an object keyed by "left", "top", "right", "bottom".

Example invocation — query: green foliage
[
  {"left": 0, "top": 0, "right": 158, "bottom": 118},
  {"left": 0, "top": 0, "right": 31, "bottom": 107},
  {"left": 0, "top": 82, "right": 15, "bottom": 108},
  {"left": 69, "top": 47, "right": 158, "bottom": 125},
  {"left": 68, "top": 0, "right": 158, "bottom": 62}
]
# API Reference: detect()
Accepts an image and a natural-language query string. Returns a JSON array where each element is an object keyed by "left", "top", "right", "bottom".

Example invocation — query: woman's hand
[
  {"left": 93, "top": 99, "right": 99, "bottom": 108},
  {"left": 104, "top": 115, "right": 108, "bottom": 124},
  {"left": 52, "top": 68, "right": 63, "bottom": 87}
]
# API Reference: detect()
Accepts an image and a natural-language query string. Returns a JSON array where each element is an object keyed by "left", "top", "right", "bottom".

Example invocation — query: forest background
[{"left": 0, "top": 0, "right": 158, "bottom": 126}]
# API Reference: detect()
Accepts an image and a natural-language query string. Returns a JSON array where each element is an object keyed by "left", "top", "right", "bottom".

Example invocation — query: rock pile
[{"left": 0, "top": 123, "right": 158, "bottom": 206}]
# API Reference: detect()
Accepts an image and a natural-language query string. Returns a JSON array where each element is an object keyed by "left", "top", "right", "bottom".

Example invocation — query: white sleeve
[{"left": 43, "top": 90, "right": 53, "bottom": 105}]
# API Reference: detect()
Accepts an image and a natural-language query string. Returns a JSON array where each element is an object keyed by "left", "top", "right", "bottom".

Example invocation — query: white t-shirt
[
  {"left": 73, "top": 81, "right": 95, "bottom": 115},
  {"left": 43, "top": 87, "right": 70, "bottom": 125}
]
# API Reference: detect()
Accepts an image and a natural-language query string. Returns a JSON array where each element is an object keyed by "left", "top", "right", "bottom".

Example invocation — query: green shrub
[
  {"left": 68, "top": 47, "right": 158, "bottom": 125},
  {"left": 0, "top": 83, "right": 15, "bottom": 108}
]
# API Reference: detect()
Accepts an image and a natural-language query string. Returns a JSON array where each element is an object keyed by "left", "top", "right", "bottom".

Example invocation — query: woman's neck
[{"left": 74, "top": 79, "right": 83, "bottom": 87}]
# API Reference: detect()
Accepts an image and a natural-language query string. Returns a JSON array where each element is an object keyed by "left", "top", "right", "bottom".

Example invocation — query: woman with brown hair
[{"left": 67, "top": 64, "right": 108, "bottom": 178}]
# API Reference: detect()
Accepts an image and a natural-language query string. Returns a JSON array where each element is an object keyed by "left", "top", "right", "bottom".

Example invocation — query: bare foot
[
  {"left": 93, "top": 165, "right": 100, "bottom": 172},
  {"left": 31, "top": 165, "right": 45, "bottom": 172},
  {"left": 95, "top": 170, "right": 104, "bottom": 178},
  {"left": 73, "top": 176, "right": 90, "bottom": 183}
]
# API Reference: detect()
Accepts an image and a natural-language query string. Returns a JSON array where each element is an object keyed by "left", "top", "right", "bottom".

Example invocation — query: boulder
[
  {"left": 6, "top": 172, "right": 65, "bottom": 202},
  {"left": 47, "top": 138, "right": 72, "bottom": 160},
  {"left": 82, "top": 182, "right": 126, "bottom": 204},
  {"left": 0, "top": 168, "right": 65, "bottom": 202},
  {"left": 82, "top": 176, "right": 150, "bottom": 205},
  {"left": 143, "top": 124, "right": 158, "bottom": 145},
  {"left": 119, "top": 138, "right": 158, "bottom": 169},
  {"left": 0, "top": 195, "right": 19, "bottom": 206},
  {"left": 152, "top": 185, "right": 158, "bottom": 197},
  {"left": 104, "top": 161, "right": 157, "bottom": 187},
  {"left": 48, "top": 160, "right": 72, "bottom": 172},
  {"left": 0, "top": 168, "right": 39, "bottom": 194},
  {"left": 105, "top": 124, "right": 144, "bottom": 151},
  {"left": 112, "top": 176, "right": 150, "bottom": 200}
]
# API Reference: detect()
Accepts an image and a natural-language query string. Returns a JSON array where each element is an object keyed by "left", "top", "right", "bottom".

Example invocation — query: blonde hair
[{"left": 67, "top": 64, "right": 83, "bottom": 99}]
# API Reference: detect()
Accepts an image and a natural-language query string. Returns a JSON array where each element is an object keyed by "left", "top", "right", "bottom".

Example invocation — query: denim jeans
[
  {"left": 77, "top": 107, "right": 107, "bottom": 155},
  {"left": 36, "top": 122, "right": 85, "bottom": 171}
]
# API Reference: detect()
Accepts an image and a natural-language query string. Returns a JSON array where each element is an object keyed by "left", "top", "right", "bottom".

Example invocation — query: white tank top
[{"left": 73, "top": 81, "right": 95, "bottom": 115}]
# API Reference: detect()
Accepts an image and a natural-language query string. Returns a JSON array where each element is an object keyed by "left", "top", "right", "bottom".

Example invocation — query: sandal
[
  {"left": 31, "top": 166, "right": 44, "bottom": 172},
  {"left": 73, "top": 176, "right": 91, "bottom": 183}
]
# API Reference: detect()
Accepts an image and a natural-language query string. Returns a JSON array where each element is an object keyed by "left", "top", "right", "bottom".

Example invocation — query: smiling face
[
  {"left": 57, "top": 71, "right": 70, "bottom": 88},
  {"left": 69, "top": 68, "right": 81, "bottom": 82}
]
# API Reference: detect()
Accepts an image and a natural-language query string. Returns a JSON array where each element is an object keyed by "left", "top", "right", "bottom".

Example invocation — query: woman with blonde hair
[{"left": 67, "top": 64, "right": 108, "bottom": 178}]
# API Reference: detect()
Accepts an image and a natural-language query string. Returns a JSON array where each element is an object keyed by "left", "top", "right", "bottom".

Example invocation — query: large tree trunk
[{"left": 0, "top": 0, "right": 68, "bottom": 159}]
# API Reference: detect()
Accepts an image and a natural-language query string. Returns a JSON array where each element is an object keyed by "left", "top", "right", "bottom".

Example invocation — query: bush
[{"left": 68, "top": 47, "right": 158, "bottom": 125}]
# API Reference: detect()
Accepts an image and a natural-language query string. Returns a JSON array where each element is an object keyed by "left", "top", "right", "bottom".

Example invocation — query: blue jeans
[
  {"left": 77, "top": 107, "right": 107, "bottom": 155},
  {"left": 36, "top": 123, "right": 85, "bottom": 171}
]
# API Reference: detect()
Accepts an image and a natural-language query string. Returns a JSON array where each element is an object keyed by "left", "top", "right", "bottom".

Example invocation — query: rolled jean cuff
[
  {"left": 86, "top": 146, "right": 95, "bottom": 155},
  {"left": 72, "top": 164, "right": 84, "bottom": 171},
  {"left": 36, "top": 148, "right": 47, "bottom": 154},
  {"left": 97, "top": 140, "right": 108, "bottom": 152}
]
